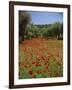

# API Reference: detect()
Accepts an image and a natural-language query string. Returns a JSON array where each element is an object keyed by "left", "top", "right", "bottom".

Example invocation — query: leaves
[{"left": 35, "top": 74, "right": 43, "bottom": 78}]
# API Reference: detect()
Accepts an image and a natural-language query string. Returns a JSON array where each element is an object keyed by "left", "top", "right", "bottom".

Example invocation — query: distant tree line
[{"left": 19, "top": 11, "right": 63, "bottom": 43}]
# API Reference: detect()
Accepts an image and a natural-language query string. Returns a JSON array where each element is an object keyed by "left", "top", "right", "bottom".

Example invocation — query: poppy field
[{"left": 19, "top": 38, "right": 63, "bottom": 79}]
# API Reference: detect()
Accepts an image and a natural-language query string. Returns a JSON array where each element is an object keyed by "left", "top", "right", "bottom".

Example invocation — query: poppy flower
[
  {"left": 29, "top": 70, "right": 33, "bottom": 75},
  {"left": 36, "top": 64, "right": 39, "bottom": 66},
  {"left": 32, "top": 61, "right": 36, "bottom": 64},
  {"left": 46, "top": 66, "right": 48, "bottom": 70},
  {"left": 38, "top": 64, "right": 41, "bottom": 66}
]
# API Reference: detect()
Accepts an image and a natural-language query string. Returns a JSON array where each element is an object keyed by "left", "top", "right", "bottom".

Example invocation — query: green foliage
[
  {"left": 19, "top": 68, "right": 30, "bottom": 79},
  {"left": 35, "top": 74, "right": 43, "bottom": 78},
  {"left": 48, "top": 59, "right": 63, "bottom": 77},
  {"left": 25, "top": 22, "right": 63, "bottom": 40},
  {"left": 19, "top": 11, "right": 63, "bottom": 41}
]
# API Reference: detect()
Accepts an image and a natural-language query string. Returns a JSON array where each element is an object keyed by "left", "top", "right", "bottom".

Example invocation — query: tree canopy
[{"left": 19, "top": 11, "right": 63, "bottom": 43}]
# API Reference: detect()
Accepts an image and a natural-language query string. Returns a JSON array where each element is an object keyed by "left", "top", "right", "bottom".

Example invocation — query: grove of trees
[{"left": 19, "top": 11, "right": 63, "bottom": 43}]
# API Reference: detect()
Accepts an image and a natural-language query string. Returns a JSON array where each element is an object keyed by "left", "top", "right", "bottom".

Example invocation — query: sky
[{"left": 29, "top": 11, "right": 63, "bottom": 25}]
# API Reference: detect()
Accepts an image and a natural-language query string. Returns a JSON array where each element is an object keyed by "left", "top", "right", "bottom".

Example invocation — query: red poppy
[
  {"left": 35, "top": 62, "right": 37, "bottom": 66},
  {"left": 32, "top": 61, "right": 36, "bottom": 64},
  {"left": 46, "top": 66, "right": 48, "bottom": 70},
  {"left": 38, "top": 64, "right": 41, "bottom": 66},
  {"left": 29, "top": 70, "right": 33, "bottom": 75}
]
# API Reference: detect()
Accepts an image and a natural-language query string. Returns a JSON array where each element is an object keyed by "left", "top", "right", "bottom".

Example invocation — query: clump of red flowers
[{"left": 19, "top": 38, "right": 63, "bottom": 79}]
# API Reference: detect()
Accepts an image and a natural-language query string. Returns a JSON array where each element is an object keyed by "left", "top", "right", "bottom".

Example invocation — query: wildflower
[
  {"left": 29, "top": 70, "right": 33, "bottom": 75},
  {"left": 32, "top": 61, "right": 36, "bottom": 64}
]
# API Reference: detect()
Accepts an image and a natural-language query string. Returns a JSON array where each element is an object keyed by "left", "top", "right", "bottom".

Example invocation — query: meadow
[
  {"left": 19, "top": 38, "right": 63, "bottom": 79},
  {"left": 19, "top": 11, "right": 63, "bottom": 79}
]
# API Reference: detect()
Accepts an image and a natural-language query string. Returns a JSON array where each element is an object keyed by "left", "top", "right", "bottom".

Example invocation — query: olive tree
[{"left": 19, "top": 11, "right": 31, "bottom": 43}]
